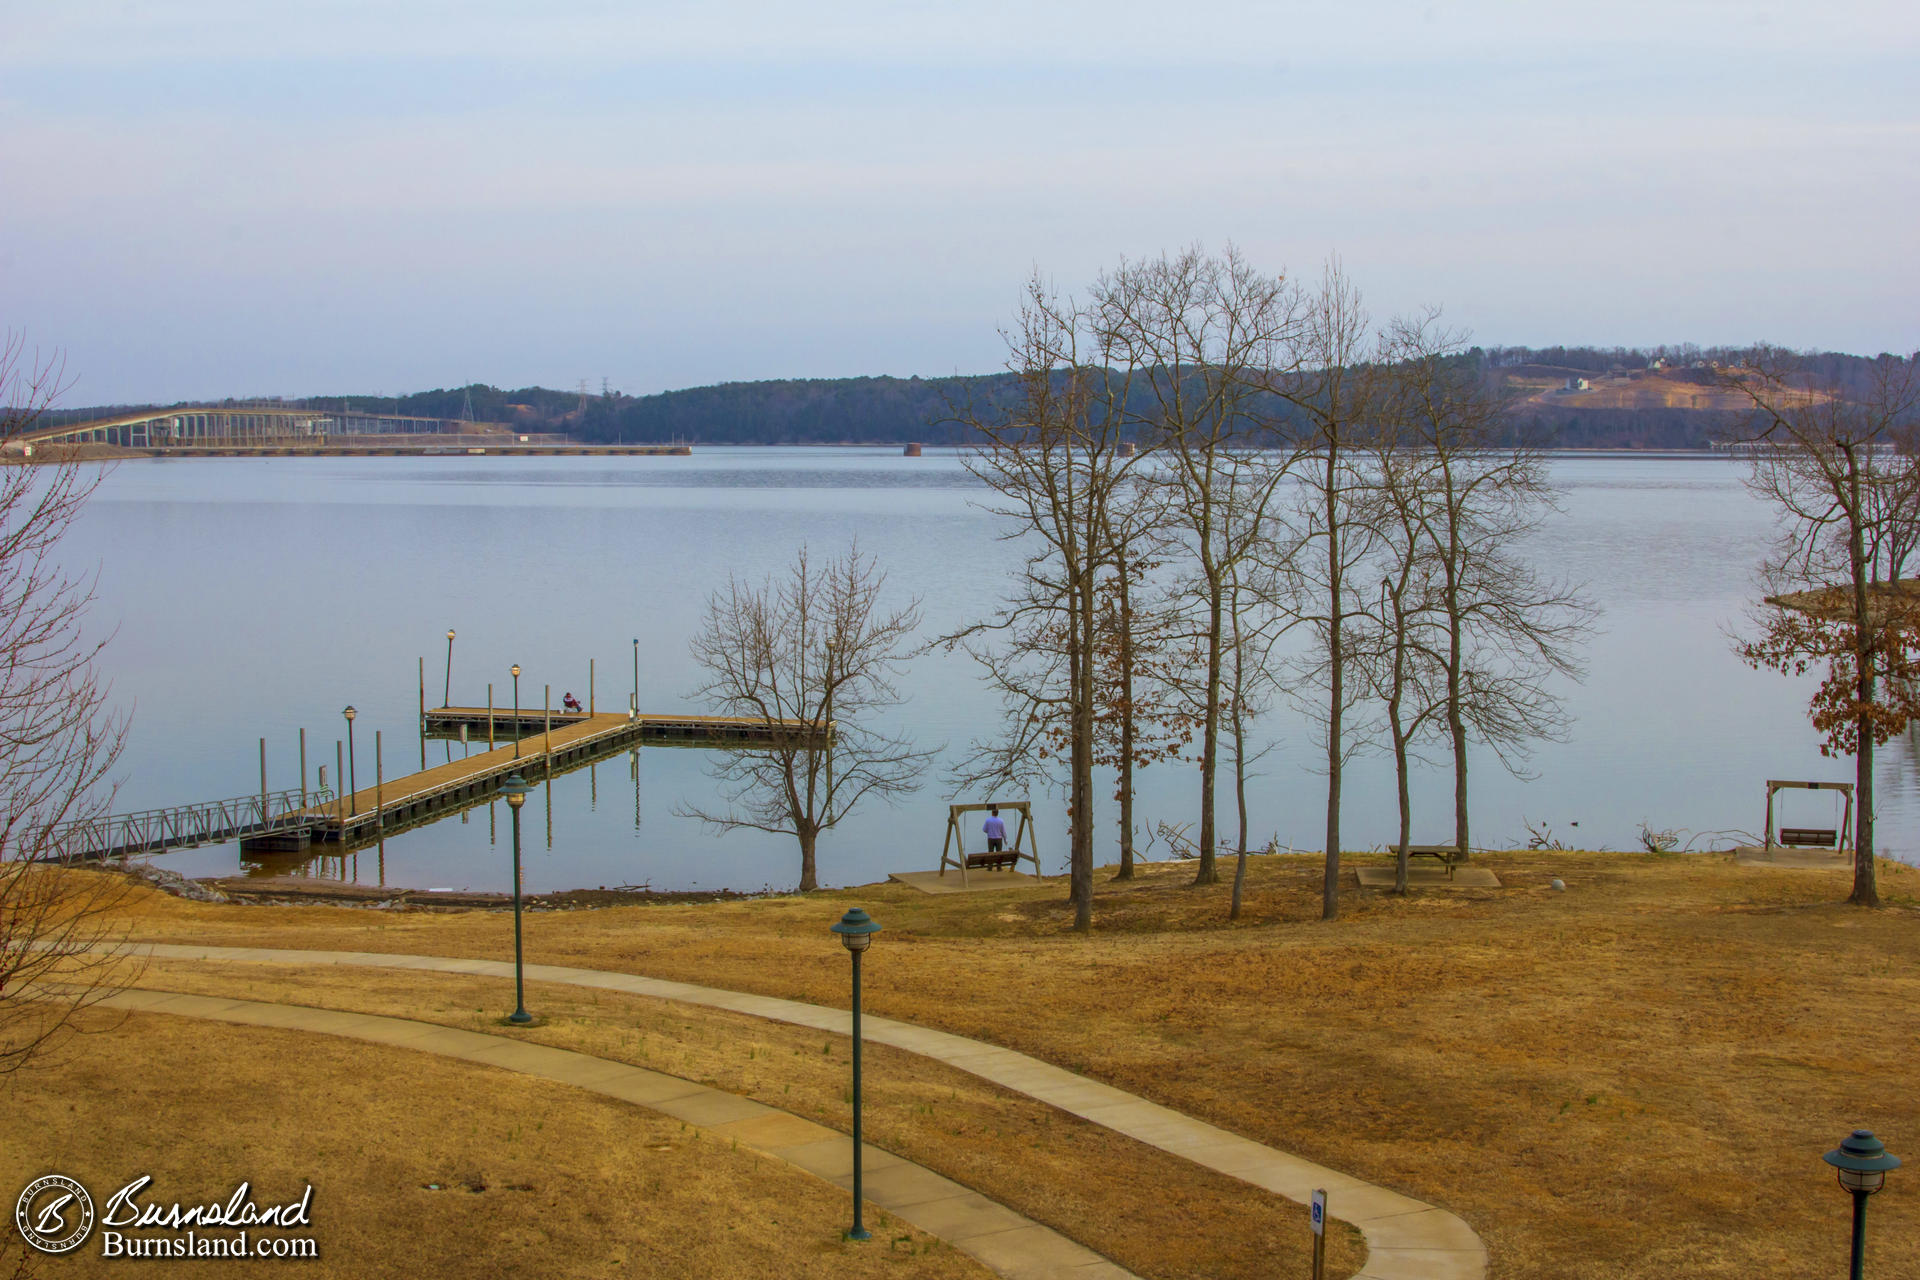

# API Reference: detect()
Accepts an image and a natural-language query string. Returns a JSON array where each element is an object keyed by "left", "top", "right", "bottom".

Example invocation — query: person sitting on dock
[
  {"left": 983, "top": 806, "right": 1006, "bottom": 854},
  {"left": 562, "top": 692, "right": 583, "bottom": 713}
]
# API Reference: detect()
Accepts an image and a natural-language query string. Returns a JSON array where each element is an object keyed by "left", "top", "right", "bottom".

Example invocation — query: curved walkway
[
  {"left": 95, "top": 985, "right": 1131, "bottom": 1280},
  {"left": 131, "top": 943, "right": 1488, "bottom": 1280}
]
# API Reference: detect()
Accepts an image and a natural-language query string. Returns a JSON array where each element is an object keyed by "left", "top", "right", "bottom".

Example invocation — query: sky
[{"left": 3, "top": 1, "right": 1916, "bottom": 405}]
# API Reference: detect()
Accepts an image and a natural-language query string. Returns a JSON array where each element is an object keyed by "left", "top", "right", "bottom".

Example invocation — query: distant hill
[{"left": 50, "top": 347, "right": 1907, "bottom": 451}]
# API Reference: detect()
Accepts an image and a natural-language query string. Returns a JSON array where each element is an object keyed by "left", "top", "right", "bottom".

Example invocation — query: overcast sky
[{"left": 4, "top": 1, "right": 1915, "bottom": 405}]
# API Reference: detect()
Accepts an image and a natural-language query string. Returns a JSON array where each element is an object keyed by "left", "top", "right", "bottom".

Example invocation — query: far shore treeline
[{"left": 46, "top": 345, "right": 1911, "bottom": 450}]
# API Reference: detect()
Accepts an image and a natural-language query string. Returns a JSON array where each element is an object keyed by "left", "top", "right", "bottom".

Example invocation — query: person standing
[{"left": 983, "top": 806, "right": 1006, "bottom": 853}]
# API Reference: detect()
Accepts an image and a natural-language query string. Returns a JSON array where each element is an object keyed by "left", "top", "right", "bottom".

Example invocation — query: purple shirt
[{"left": 983, "top": 815, "right": 1006, "bottom": 840}]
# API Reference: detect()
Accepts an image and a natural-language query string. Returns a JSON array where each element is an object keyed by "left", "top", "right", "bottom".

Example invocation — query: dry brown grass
[
  {"left": 94, "top": 850, "right": 1920, "bottom": 1278},
  {"left": 0, "top": 1012, "right": 980, "bottom": 1279},
  {"left": 121, "top": 961, "right": 1363, "bottom": 1280}
]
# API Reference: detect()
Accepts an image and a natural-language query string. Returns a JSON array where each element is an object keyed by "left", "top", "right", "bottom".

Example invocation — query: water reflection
[{"left": 51, "top": 449, "right": 1919, "bottom": 892}]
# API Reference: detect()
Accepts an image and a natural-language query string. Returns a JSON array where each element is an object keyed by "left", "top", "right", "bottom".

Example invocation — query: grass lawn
[
  {"left": 37, "top": 850, "right": 1920, "bottom": 1277},
  {"left": 0, "top": 1012, "right": 981, "bottom": 1279}
]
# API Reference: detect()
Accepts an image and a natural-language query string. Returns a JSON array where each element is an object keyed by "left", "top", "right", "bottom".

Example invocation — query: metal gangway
[{"left": 36, "top": 787, "right": 335, "bottom": 862}]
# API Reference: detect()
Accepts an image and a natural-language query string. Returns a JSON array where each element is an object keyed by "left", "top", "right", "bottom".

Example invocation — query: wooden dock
[{"left": 304, "top": 707, "right": 828, "bottom": 846}]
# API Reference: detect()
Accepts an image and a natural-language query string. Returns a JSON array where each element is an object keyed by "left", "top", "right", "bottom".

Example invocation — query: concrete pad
[
  {"left": 1353, "top": 865, "right": 1502, "bottom": 888},
  {"left": 655, "top": 1089, "right": 774, "bottom": 1128},
  {"left": 1352, "top": 1245, "right": 1489, "bottom": 1280},
  {"left": 834, "top": 1160, "right": 967, "bottom": 1209},
  {"left": 591, "top": 1071, "right": 709, "bottom": 1109},
  {"left": 888, "top": 869, "right": 1042, "bottom": 895},
  {"left": 776, "top": 1137, "right": 908, "bottom": 1181},
  {"left": 893, "top": 1190, "right": 1030, "bottom": 1241},
  {"left": 707, "top": 1112, "right": 834, "bottom": 1152},
  {"left": 1362, "top": 1206, "right": 1488, "bottom": 1253},
  {"left": 957, "top": 1224, "right": 1119, "bottom": 1280},
  {"left": 1733, "top": 845, "right": 1852, "bottom": 868}
]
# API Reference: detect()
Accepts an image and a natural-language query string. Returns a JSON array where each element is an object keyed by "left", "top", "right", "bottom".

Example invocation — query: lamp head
[
  {"left": 511, "top": 664, "right": 521, "bottom": 678},
  {"left": 499, "top": 773, "right": 530, "bottom": 810},
  {"left": 1825, "top": 1129, "right": 1900, "bottom": 1196},
  {"left": 447, "top": 628, "right": 456, "bottom": 641},
  {"left": 343, "top": 705, "right": 357, "bottom": 722},
  {"left": 830, "top": 907, "right": 881, "bottom": 953}
]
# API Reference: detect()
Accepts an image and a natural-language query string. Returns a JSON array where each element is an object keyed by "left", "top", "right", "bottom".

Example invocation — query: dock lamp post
[
  {"left": 511, "top": 664, "right": 522, "bottom": 759},
  {"left": 342, "top": 706, "right": 358, "bottom": 816},
  {"left": 444, "top": 629, "right": 456, "bottom": 707},
  {"left": 829, "top": 908, "right": 881, "bottom": 1241},
  {"left": 501, "top": 773, "right": 533, "bottom": 1026},
  {"left": 1825, "top": 1130, "right": 1900, "bottom": 1280}
]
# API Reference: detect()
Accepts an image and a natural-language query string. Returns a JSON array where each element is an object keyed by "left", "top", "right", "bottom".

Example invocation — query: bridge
[
  {"left": 11, "top": 403, "right": 515, "bottom": 451},
  {"left": 41, "top": 787, "right": 335, "bottom": 862},
  {"left": 44, "top": 708, "right": 830, "bottom": 863}
]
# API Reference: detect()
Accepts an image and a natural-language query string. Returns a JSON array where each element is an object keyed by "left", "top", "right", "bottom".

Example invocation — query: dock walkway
[{"left": 313, "top": 707, "right": 826, "bottom": 846}]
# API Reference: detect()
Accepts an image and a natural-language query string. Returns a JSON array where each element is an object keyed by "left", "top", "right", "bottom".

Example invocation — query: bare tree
[
  {"left": 1730, "top": 349, "right": 1920, "bottom": 907},
  {"left": 1089, "top": 491, "right": 1192, "bottom": 880},
  {"left": 682, "top": 542, "right": 931, "bottom": 892},
  {"left": 0, "top": 332, "right": 136, "bottom": 1076},
  {"left": 1089, "top": 246, "right": 1295, "bottom": 887},
  {"left": 1274, "top": 262, "right": 1381, "bottom": 920},
  {"left": 1381, "top": 311, "right": 1590, "bottom": 867},
  {"left": 1358, "top": 412, "right": 1449, "bottom": 893},
  {"left": 942, "top": 277, "right": 1141, "bottom": 928}
]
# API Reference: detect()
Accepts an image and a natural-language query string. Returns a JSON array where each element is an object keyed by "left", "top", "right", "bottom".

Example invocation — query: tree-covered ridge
[{"left": 54, "top": 347, "right": 1914, "bottom": 450}]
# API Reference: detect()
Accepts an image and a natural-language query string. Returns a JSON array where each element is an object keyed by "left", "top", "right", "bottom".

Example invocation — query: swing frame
[
  {"left": 938, "top": 801, "right": 1039, "bottom": 886},
  {"left": 1761, "top": 779, "right": 1854, "bottom": 854}
]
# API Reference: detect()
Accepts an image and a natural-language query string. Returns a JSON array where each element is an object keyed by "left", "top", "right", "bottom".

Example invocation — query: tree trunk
[
  {"left": 1071, "top": 562, "right": 1096, "bottom": 930},
  {"left": 797, "top": 825, "right": 818, "bottom": 893},
  {"left": 1115, "top": 550, "right": 1137, "bottom": 880},
  {"left": 1848, "top": 450, "right": 1880, "bottom": 907},
  {"left": 1230, "top": 845, "right": 1248, "bottom": 921},
  {"left": 1322, "top": 452, "right": 1343, "bottom": 921},
  {"left": 1195, "top": 576, "right": 1223, "bottom": 886}
]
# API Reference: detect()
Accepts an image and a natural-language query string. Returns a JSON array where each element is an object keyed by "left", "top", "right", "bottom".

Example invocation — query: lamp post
[
  {"left": 501, "top": 773, "right": 532, "bottom": 1025},
  {"left": 511, "top": 663, "right": 522, "bottom": 759},
  {"left": 829, "top": 907, "right": 881, "bottom": 1241},
  {"left": 342, "top": 706, "right": 358, "bottom": 816},
  {"left": 1825, "top": 1129, "right": 1900, "bottom": 1280},
  {"left": 444, "top": 629, "right": 456, "bottom": 707}
]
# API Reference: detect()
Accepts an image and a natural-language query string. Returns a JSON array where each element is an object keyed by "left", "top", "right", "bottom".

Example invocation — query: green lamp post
[
  {"left": 342, "top": 705, "right": 358, "bottom": 816},
  {"left": 501, "top": 773, "right": 533, "bottom": 1026},
  {"left": 829, "top": 907, "right": 881, "bottom": 1241},
  {"left": 1824, "top": 1129, "right": 1899, "bottom": 1280}
]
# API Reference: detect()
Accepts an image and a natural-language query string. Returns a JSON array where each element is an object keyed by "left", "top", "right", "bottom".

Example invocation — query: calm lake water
[{"left": 55, "top": 448, "right": 1920, "bottom": 893}]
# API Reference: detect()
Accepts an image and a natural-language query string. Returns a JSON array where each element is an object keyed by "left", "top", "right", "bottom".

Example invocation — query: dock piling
[
  {"left": 375, "top": 730, "right": 385, "bottom": 850},
  {"left": 488, "top": 684, "right": 495, "bottom": 749},
  {"left": 418, "top": 657, "right": 425, "bottom": 723},
  {"left": 336, "top": 741, "right": 345, "bottom": 820},
  {"left": 589, "top": 658, "right": 595, "bottom": 715}
]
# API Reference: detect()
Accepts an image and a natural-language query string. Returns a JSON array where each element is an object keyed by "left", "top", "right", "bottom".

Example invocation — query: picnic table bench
[{"left": 1402, "top": 844, "right": 1464, "bottom": 878}]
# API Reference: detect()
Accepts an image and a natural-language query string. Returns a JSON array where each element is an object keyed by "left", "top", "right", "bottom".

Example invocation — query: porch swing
[
  {"left": 937, "top": 801, "right": 1040, "bottom": 886},
  {"left": 1762, "top": 779, "right": 1854, "bottom": 855}
]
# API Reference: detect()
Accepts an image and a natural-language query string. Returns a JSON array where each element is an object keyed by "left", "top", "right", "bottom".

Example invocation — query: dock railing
[{"left": 37, "top": 787, "right": 334, "bottom": 862}]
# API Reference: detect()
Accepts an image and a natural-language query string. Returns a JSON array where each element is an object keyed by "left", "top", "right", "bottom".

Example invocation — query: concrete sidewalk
[
  {"left": 133, "top": 942, "right": 1488, "bottom": 1279},
  {"left": 97, "top": 986, "right": 1131, "bottom": 1280}
]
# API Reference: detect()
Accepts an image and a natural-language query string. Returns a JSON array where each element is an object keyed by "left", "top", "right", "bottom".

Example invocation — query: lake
[{"left": 53, "top": 448, "right": 1919, "bottom": 893}]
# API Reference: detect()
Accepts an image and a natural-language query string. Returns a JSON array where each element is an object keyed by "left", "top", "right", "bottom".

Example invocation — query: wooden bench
[
  {"left": 1777, "top": 827, "right": 1839, "bottom": 849},
  {"left": 1402, "top": 844, "right": 1463, "bottom": 878},
  {"left": 965, "top": 850, "right": 1021, "bottom": 872}
]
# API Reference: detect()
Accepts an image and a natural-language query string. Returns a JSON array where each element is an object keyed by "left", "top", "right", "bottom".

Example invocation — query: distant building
[{"left": 1563, "top": 376, "right": 1591, "bottom": 392}]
